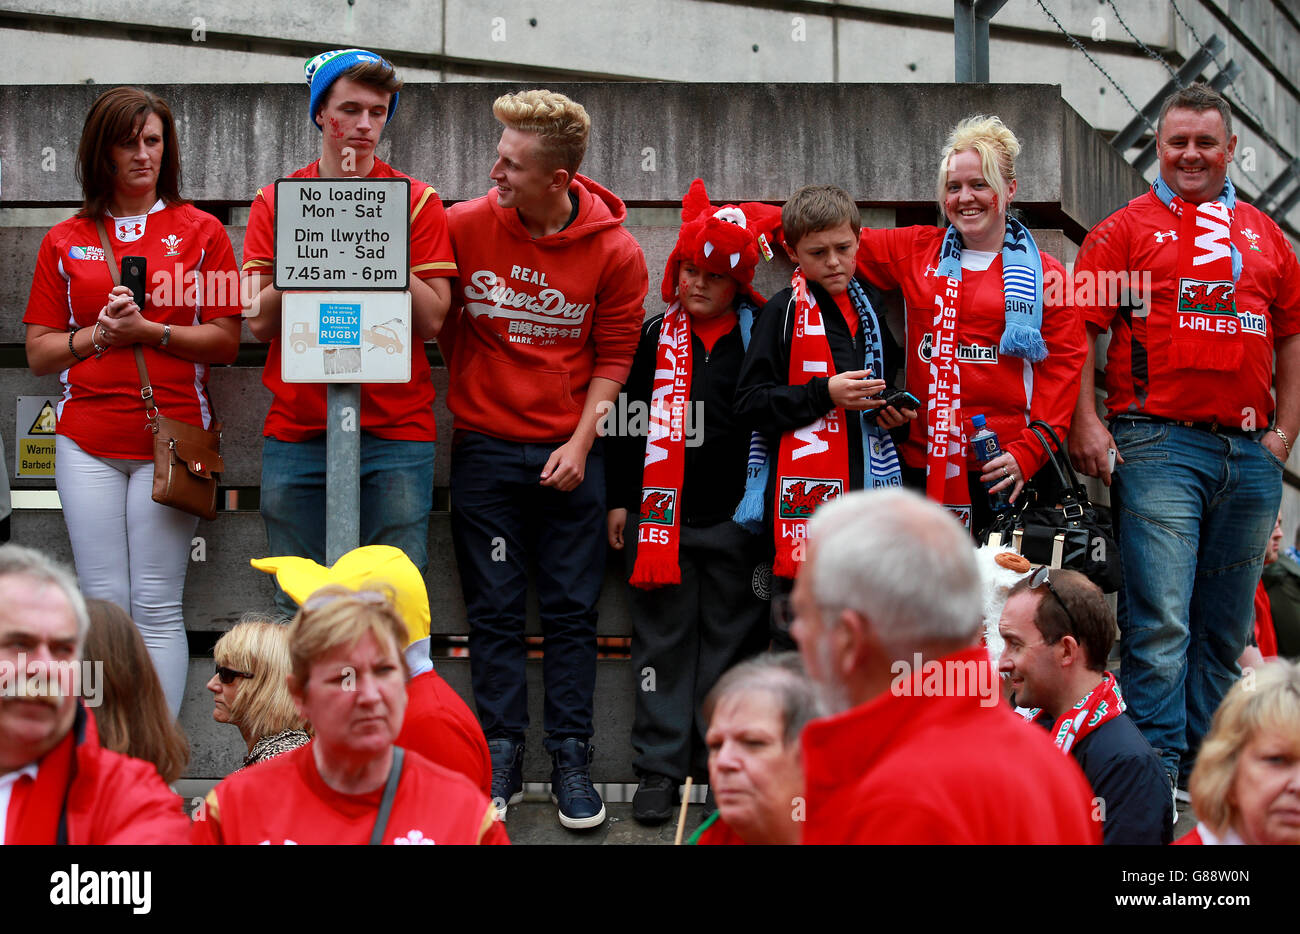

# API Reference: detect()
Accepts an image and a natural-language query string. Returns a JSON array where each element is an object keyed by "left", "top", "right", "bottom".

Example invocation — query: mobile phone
[
  {"left": 883, "top": 388, "right": 922, "bottom": 412},
  {"left": 1107, "top": 448, "right": 1118, "bottom": 474},
  {"left": 121, "top": 256, "right": 147, "bottom": 310}
]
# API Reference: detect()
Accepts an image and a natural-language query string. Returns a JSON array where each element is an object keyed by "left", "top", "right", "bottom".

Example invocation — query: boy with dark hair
[
  {"left": 241, "top": 50, "right": 456, "bottom": 612},
  {"left": 734, "top": 185, "right": 911, "bottom": 593}
]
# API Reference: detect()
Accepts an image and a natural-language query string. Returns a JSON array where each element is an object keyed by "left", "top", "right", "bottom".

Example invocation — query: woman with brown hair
[
  {"left": 82, "top": 598, "right": 189, "bottom": 785},
  {"left": 208, "top": 620, "right": 311, "bottom": 771},
  {"left": 23, "top": 86, "right": 242, "bottom": 717}
]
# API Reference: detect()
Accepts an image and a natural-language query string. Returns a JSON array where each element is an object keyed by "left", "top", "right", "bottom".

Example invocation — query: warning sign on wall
[{"left": 16, "top": 396, "right": 57, "bottom": 477}]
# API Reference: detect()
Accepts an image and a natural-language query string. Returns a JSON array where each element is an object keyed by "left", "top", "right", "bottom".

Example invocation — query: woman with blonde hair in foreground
[
  {"left": 1178, "top": 659, "right": 1300, "bottom": 844},
  {"left": 193, "top": 588, "right": 508, "bottom": 844}
]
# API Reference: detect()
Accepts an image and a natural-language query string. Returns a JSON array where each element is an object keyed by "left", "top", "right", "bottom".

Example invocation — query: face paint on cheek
[{"left": 329, "top": 117, "right": 345, "bottom": 139}]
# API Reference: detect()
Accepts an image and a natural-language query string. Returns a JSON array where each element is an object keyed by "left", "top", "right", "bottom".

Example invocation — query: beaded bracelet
[
  {"left": 1272, "top": 426, "right": 1293, "bottom": 456},
  {"left": 68, "top": 328, "right": 89, "bottom": 362}
]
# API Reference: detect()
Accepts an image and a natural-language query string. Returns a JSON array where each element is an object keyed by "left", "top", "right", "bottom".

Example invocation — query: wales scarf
[
  {"left": 1153, "top": 175, "right": 1243, "bottom": 371},
  {"left": 772, "top": 270, "right": 849, "bottom": 577},
  {"left": 1025, "top": 671, "right": 1126, "bottom": 755},
  {"left": 629, "top": 301, "right": 694, "bottom": 588},
  {"left": 929, "top": 218, "right": 1047, "bottom": 526}
]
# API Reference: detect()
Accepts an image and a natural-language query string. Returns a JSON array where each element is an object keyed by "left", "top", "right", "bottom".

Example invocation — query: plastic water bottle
[{"left": 970, "top": 414, "right": 1011, "bottom": 514}]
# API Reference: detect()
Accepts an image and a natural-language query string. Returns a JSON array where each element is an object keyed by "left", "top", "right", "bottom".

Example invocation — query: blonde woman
[
  {"left": 207, "top": 620, "right": 310, "bottom": 771},
  {"left": 855, "top": 114, "right": 1086, "bottom": 532},
  {"left": 1178, "top": 660, "right": 1300, "bottom": 845},
  {"left": 194, "top": 588, "right": 507, "bottom": 845}
]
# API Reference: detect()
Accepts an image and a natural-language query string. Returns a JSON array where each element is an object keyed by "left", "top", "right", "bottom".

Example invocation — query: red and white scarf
[
  {"left": 629, "top": 302, "right": 694, "bottom": 588},
  {"left": 928, "top": 234, "right": 972, "bottom": 526},
  {"left": 1153, "top": 175, "right": 1242, "bottom": 372},
  {"left": 1026, "top": 671, "right": 1126, "bottom": 755},
  {"left": 773, "top": 269, "right": 850, "bottom": 578}
]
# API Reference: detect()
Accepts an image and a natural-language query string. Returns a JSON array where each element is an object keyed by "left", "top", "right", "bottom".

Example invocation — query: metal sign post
[{"left": 272, "top": 177, "right": 412, "bottom": 563}]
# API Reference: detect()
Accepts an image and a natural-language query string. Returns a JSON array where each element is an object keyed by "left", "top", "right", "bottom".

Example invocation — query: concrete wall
[{"left": 0, "top": 82, "right": 1142, "bottom": 232}]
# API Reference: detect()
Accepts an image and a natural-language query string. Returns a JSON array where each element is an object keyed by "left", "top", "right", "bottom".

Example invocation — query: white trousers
[{"left": 56, "top": 435, "right": 197, "bottom": 716}]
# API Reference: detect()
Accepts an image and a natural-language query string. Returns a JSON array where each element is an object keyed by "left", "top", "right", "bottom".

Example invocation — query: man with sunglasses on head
[{"left": 1000, "top": 567, "right": 1171, "bottom": 844}]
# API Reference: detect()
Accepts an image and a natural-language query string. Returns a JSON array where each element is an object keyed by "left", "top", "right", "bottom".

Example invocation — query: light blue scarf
[{"left": 940, "top": 216, "right": 1047, "bottom": 363}]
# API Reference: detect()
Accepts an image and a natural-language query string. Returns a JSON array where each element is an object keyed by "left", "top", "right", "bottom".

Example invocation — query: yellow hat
[{"left": 250, "top": 545, "right": 430, "bottom": 647}]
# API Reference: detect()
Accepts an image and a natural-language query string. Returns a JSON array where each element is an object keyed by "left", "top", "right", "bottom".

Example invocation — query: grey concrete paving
[{"left": 500, "top": 800, "right": 709, "bottom": 846}]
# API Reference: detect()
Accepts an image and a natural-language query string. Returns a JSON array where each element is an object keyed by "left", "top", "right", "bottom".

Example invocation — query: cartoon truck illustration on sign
[{"left": 289, "top": 322, "right": 403, "bottom": 355}]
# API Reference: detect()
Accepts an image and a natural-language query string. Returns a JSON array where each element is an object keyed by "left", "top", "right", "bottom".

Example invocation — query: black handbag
[{"left": 980, "top": 420, "right": 1122, "bottom": 593}]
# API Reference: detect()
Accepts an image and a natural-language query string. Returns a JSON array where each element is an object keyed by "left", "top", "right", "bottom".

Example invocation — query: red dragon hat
[{"left": 661, "top": 178, "right": 784, "bottom": 307}]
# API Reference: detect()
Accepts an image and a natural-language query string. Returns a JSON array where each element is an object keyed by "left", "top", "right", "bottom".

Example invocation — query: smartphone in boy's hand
[{"left": 881, "top": 388, "right": 922, "bottom": 413}]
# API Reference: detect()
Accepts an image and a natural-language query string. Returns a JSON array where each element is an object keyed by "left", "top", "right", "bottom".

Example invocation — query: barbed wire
[
  {"left": 1107, "top": 0, "right": 1177, "bottom": 81},
  {"left": 1032, "top": 0, "right": 1151, "bottom": 129},
  {"left": 1168, "top": 0, "right": 1271, "bottom": 139}
]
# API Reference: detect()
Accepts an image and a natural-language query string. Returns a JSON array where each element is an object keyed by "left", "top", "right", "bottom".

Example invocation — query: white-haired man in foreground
[{"left": 790, "top": 489, "right": 1100, "bottom": 844}]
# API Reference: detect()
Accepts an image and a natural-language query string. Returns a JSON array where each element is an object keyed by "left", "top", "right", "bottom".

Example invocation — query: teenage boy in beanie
[
  {"left": 441, "top": 89, "right": 648, "bottom": 831},
  {"left": 606, "top": 179, "right": 782, "bottom": 825},
  {"left": 240, "top": 50, "right": 456, "bottom": 613},
  {"left": 734, "top": 185, "right": 912, "bottom": 637}
]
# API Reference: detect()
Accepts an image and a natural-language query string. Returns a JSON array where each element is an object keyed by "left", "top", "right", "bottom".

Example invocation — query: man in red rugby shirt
[{"left": 1070, "top": 84, "right": 1300, "bottom": 803}]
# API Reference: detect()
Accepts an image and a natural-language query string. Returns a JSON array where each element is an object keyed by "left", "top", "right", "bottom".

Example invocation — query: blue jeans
[
  {"left": 1110, "top": 418, "right": 1282, "bottom": 784},
  {"left": 449, "top": 430, "right": 606, "bottom": 752},
  {"left": 261, "top": 433, "right": 434, "bottom": 614}
]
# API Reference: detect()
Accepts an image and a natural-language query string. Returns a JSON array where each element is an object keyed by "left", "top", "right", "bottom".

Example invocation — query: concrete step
[{"left": 501, "top": 799, "right": 708, "bottom": 846}]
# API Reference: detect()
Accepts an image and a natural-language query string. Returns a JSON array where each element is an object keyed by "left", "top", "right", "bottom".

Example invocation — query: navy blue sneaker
[
  {"left": 550, "top": 738, "right": 606, "bottom": 830},
  {"left": 488, "top": 739, "right": 523, "bottom": 820}
]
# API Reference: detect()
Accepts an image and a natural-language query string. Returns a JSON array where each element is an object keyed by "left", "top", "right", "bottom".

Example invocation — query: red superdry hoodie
[{"left": 443, "top": 175, "right": 648, "bottom": 444}]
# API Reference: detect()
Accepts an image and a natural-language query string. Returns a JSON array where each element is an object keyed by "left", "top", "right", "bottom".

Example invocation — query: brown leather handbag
[
  {"left": 96, "top": 221, "right": 224, "bottom": 520},
  {"left": 134, "top": 347, "right": 224, "bottom": 520}
]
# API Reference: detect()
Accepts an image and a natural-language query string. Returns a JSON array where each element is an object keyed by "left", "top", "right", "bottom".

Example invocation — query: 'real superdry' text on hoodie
[{"left": 442, "top": 175, "right": 649, "bottom": 444}]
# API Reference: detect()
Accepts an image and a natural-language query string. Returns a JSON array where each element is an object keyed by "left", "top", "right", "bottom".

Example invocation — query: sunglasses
[
  {"left": 1029, "top": 565, "right": 1079, "bottom": 632},
  {"left": 214, "top": 665, "right": 253, "bottom": 685}
]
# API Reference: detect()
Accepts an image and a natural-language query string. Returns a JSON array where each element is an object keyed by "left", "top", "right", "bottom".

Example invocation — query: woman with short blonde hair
[
  {"left": 1180, "top": 660, "right": 1300, "bottom": 844},
  {"left": 208, "top": 619, "right": 310, "bottom": 771},
  {"left": 857, "top": 113, "right": 1086, "bottom": 534},
  {"left": 193, "top": 587, "right": 505, "bottom": 845}
]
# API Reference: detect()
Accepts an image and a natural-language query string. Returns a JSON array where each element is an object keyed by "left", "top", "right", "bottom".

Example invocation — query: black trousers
[{"left": 624, "top": 518, "right": 771, "bottom": 781}]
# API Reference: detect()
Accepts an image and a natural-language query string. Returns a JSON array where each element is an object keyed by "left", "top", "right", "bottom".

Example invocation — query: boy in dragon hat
[{"left": 606, "top": 179, "right": 782, "bottom": 825}]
